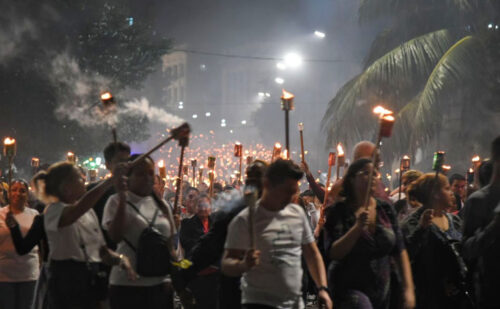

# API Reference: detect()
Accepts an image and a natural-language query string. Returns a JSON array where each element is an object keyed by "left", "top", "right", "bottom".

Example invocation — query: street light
[
  {"left": 314, "top": 31, "right": 326, "bottom": 38},
  {"left": 283, "top": 53, "right": 302, "bottom": 68},
  {"left": 275, "top": 77, "right": 284, "bottom": 84},
  {"left": 276, "top": 62, "right": 287, "bottom": 70}
]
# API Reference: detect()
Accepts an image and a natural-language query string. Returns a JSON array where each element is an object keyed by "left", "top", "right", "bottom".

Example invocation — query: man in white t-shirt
[{"left": 222, "top": 159, "right": 332, "bottom": 309}]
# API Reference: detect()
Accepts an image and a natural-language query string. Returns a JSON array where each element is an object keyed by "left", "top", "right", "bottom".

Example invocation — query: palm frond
[
  {"left": 399, "top": 35, "right": 486, "bottom": 146},
  {"left": 321, "top": 29, "right": 457, "bottom": 148}
]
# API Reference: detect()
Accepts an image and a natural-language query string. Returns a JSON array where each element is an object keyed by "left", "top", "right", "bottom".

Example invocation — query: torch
[
  {"left": 298, "top": 122, "right": 305, "bottom": 163},
  {"left": 173, "top": 136, "right": 189, "bottom": 216},
  {"left": 199, "top": 166, "right": 204, "bottom": 187},
  {"left": 207, "top": 156, "right": 216, "bottom": 198},
  {"left": 467, "top": 168, "right": 474, "bottom": 185},
  {"left": 158, "top": 160, "right": 167, "bottom": 180},
  {"left": 191, "top": 159, "right": 197, "bottom": 187},
  {"left": 3, "top": 137, "right": 16, "bottom": 187},
  {"left": 364, "top": 106, "right": 395, "bottom": 210},
  {"left": 234, "top": 142, "right": 243, "bottom": 185},
  {"left": 271, "top": 143, "right": 282, "bottom": 162},
  {"left": 321, "top": 152, "right": 336, "bottom": 211},
  {"left": 471, "top": 155, "right": 481, "bottom": 189},
  {"left": 100, "top": 91, "right": 118, "bottom": 144},
  {"left": 67, "top": 152, "right": 76, "bottom": 164},
  {"left": 398, "top": 155, "right": 411, "bottom": 201},
  {"left": 281, "top": 89, "right": 294, "bottom": 159},
  {"left": 442, "top": 165, "right": 451, "bottom": 175},
  {"left": 246, "top": 156, "right": 254, "bottom": 165},
  {"left": 336, "top": 143, "right": 345, "bottom": 180},
  {"left": 31, "top": 157, "right": 40, "bottom": 175},
  {"left": 89, "top": 169, "right": 98, "bottom": 182}
]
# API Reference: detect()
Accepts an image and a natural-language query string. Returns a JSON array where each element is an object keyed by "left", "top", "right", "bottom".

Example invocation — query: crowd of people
[{"left": 0, "top": 135, "right": 500, "bottom": 309}]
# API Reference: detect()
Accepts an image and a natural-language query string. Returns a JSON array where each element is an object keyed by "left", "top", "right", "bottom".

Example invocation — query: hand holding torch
[
  {"left": 336, "top": 144, "right": 345, "bottom": 180},
  {"left": 429, "top": 151, "right": 445, "bottom": 207},
  {"left": 3, "top": 138, "right": 16, "bottom": 187},
  {"left": 271, "top": 143, "right": 282, "bottom": 162},
  {"left": 208, "top": 156, "right": 216, "bottom": 198},
  {"left": 158, "top": 160, "right": 167, "bottom": 180},
  {"left": 398, "top": 155, "right": 411, "bottom": 201},
  {"left": 67, "top": 152, "right": 76, "bottom": 164}
]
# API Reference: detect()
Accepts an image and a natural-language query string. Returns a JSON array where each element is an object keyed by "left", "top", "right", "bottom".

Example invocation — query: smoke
[
  {"left": 0, "top": 15, "right": 37, "bottom": 65},
  {"left": 50, "top": 53, "right": 183, "bottom": 129},
  {"left": 121, "top": 98, "right": 184, "bottom": 127}
]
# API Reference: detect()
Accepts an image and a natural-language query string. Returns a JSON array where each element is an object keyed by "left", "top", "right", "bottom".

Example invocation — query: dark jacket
[
  {"left": 402, "top": 207, "right": 470, "bottom": 309},
  {"left": 179, "top": 215, "right": 212, "bottom": 259},
  {"left": 9, "top": 214, "right": 49, "bottom": 262}
]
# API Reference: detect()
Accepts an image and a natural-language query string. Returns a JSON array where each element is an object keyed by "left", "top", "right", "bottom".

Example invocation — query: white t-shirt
[
  {"left": 225, "top": 202, "right": 315, "bottom": 309},
  {"left": 0, "top": 206, "right": 40, "bottom": 282},
  {"left": 44, "top": 202, "right": 105, "bottom": 262},
  {"left": 102, "top": 192, "right": 175, "bottom": 286}
]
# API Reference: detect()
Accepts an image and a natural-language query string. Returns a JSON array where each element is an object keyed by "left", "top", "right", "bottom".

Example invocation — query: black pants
[
  {"left": 48, "top": 260, "right": 100, "bottom": 309},
  {"left": 188, "top": 273, "right": 219, "bottom": 309},
  {"left": 108, "top": 283, "right": 173, "bottom": 309}
]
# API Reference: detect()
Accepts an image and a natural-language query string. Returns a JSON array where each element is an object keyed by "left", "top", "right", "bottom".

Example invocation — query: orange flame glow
[
  {"left": 281, "top": 89, "right": 294, "bottom": 99},
  {"left": 403, "top": 155, "right": 410, "bottom": 160},
  {"left": 100, "top": 92, "right": 112, "bottom": 100},
  {"left": 442, "top": 165, "right": 451, "bottom": 171},
  {"left": 337, "top": 143, "right": 344, "bottom": 156},
  {"left": 274, "top": 142, "right": 282, "bottom": 149},
  {"left": 3, "top": 137, "right": 15, "bottom": 145},
  {"left": 158, "top": 159, "right": 165, "bottom": 168},
  {"left": 472, "top": 155, "right": 480, "bottom": 162},
  {"left": 373, "top": 106, "right": 393, "bottom": 116},
  {"left": 67, "top": 152, "right": 74, "bottom": 157}
]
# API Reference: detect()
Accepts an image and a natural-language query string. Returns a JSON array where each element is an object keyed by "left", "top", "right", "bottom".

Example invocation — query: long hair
[{"left": 339, "top": 158, "right": 372, "bottom": 204}]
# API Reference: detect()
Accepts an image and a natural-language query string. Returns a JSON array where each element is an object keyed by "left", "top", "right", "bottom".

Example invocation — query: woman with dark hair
[
  {"left": 102, "top": 154, "right": 177, "bottom": 309},
  {"left": 40, "top": 161, "right": 135, "bottom": 309},
  {"left": 322, "top": 158, "right": 415, "bottom": 309},
  {"left": 0, "top": 179, "right": 39, "bottom": 309},
  {"left": 402, "top": 174, "right": 471, "bottom": 309}
]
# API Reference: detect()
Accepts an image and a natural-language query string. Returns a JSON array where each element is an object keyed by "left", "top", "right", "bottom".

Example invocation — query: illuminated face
[
  {"left": 440, "top": 181, "right": 456, "bottom": 210},
  {"left": 184, "top": 189, "right": 200, "bottom": 214},
  {"left": 63, "top": 167, "right": 86, "bottom": 202},
  {"left": 9, "top": 182, "right": 28, "bottom": 208},
  {"left": 128, "top": 158, "right": 155, "bottom": 197},
  {"left": 451, "top": 180, "right": 466, "bottom": 199},
  {"left": 353, "top": 163, "right": 377, "bottom": 194},
  {"left": 269, "top": 178, "right": 299, "bottom": 209}
]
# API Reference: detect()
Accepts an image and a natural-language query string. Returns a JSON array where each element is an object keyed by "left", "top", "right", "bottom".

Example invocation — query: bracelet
[{"left": 317, "top": 285, "right": 329, "bottom": 293}]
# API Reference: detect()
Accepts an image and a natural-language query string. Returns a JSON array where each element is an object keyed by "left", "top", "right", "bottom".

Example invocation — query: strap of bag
[{"left": 123, "top": 200, "right": 159, "bottom": 251}]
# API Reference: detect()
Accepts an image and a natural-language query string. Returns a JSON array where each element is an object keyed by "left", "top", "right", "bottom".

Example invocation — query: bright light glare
[
  {"left": 265, "top": 93, "right": 271, "bottom": 97},
  {"left": 275, "top": 77, "right": 284, "bottom": 84},
  {"left": 314, "top": 31, "right": 326, "bottom": 38},
  {"left": 221, "top": 123, "right": 226, "bottom": 127},
  {"left": 192, "top": 114, "right": 198, "bottom": 119},
  {"left": 283, "top": 53, "right": 302, "bottom": 68},
  {"left": 205, "top": 112, "right": 211, "bottom": 117},
  {"left": 221, "top": 118, "right": 226, "bottom": 123},
  {"left": 488, "top": 23, "right": 493, "bottom": 29},
  {"left": 241, "top": 120, "right": 247, "bottom": 125},
  {"left": 276, "top": 62, "right": 287, "bottom": 70},
  {"left": 178, "top": 105, "right": 183, "bottom": 109},
  {"left": 258, "top": 92, "right": 265, "bottom": 97}
]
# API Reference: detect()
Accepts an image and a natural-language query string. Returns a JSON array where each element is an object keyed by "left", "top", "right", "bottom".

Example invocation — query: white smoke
[
  {"left": 49, "top": 53, "right": 183, "bottom": 128},
  {"left": 0, "top": 16, "right": 37, "bottom": 65}
]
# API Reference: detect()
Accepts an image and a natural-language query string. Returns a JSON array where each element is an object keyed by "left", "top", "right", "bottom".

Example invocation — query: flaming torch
[
  {"left": 442, "top": 164, "right": 451, "bottom": 175},
  {"left": 364, "top": 106, "right": 395, "bottom": 209},
  {"left": 31, "top": 157, "right": 40, "bottom": 175},
  {"left": 336, "top": 144, "right": 345, "bottom": 180},
  {"left": 281, "top": 89, "right": 294, "bottom": 159},
  {"left": 271, "top": 142, "right": 282, "bottom": 162},
  {"left": 3, "top": 137, "right": 16, "bottom": 187},
  {"left": 322, "top": 152, "right": 336, "bottom": 211},
  {"left": 398, "top": 155, "right": 411, "bottom": 200},
  {"left": 234, "top": 142, "right": 243, "bottom": 185},
  {"left": 191, "top": 159, "right": 197, "bottom": 187},
  {"left": 208, "top": 156, "right": 216, "bottom": 197},
  {"left": 100, "top": 91, "right": 118, "bottom": 143},
  {"left": 67, "top": 152, "right": 76, "bottom": 164},
  {"left": 298, "top": 122, "right": 305, "bottom": 163},
  {"left": 199, "top": 166, "right": 204, "bottom": 187},
  {"left": 173, "top": 136, "right": 189, "bottom": 216},
  {"left": 158, "top": 160, "right": 167, "bottom": 180}
]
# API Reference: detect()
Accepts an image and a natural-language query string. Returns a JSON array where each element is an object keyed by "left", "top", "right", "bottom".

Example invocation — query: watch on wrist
[{"left": 317, "top": 285, "right": 329, "bottom": 293}]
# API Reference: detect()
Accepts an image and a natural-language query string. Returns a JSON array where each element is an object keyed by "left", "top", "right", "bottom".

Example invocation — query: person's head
[
  {"left": 263, "top": 159, "right": 303, "bottom": 209},
  {"left": 39, "top": 162, "right": 86, "bottom": 203},
  {"left": 104, "top": 142, "right": 131, "bottom": 171},
  {"left": 449, "top": 173, "right": 466, "bottom": 200},
  {"left": 402, "top": 170, "right": 423, "bottom": 188},
  {"left": 245, "top": 159, "right": 268, "bottom": 197},
  {"left": 300, "top": 189, "right": 315, "bottom": 205},
  {"left": 353, "top": 141, "right": 380, "bottom": 169},
  {"left": 196, "top": 193, "right": 212, "bottom": 219},
  {"left": 127, "top": 154, "right": 155, "bottom": 197},
  {"left": 153, "top": 174, "right": 166, "bottom": 195},
  {"left": 197, "top": 182, "right": 209, "bottom": 193},
  {"left": 165, "top": 192, "right": 176, "bottom": 205},
  {"left": 184, "top": 187, "right": 200, "bottom": 214},
  {"left": 9, "top": 179, "right": 29, "bottom": 209},
  {"left": 340, "top": 158, "right": 376, "bottom": 204},
  {"left": 407, "top": 173, "right": 455, "bottom": 211},
  {"left": 31, "top": 171, "right": 47, "bottom": 198},
  {"left": 213, "top": 183, "right": 223, "bottom": 195},
  {"left": 478, "top": 160, "right": 493, "bottom": 188}
]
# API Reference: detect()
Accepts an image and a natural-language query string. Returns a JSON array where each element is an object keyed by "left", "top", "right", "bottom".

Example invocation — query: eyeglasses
[{"left": 355, "top": 170, "right": 371, "bottom": 177}]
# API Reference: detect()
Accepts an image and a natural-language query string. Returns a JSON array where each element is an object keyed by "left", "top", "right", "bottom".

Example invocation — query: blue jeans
[{"left": 0, "top": 281, "right": 37, "bottom": 309}]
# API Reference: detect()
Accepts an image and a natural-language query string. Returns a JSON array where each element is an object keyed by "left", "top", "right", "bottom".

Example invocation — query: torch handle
[
  {"left": 192, "top": 166, "right": 196, "bottom": 187},
  {"left": 285, "top": 110, "right": 290, "bottom": 159},
  {"left": 321, "top": 164, "right": 333, "bottom": 213},
  {"left": 239, "top": 156, "right": 243, "bottom": 186},
  {"left": 131, "top": 136, "right": 175, "bottom": 168},
  {"left": 299, "top": 131, "right": 305, "bottom": 163},
  {"left": 363, "top": 136, "right": 382, "bottom": 210},
  {"left": 209, "top": 171, "right": 215, "bottom": 198},
  {"left": 8, "top": 156, "right": 13, "bottom": 189},
  {"left": 398, "top": 169, "right": 403, "bottom": 201},
  {"left": 173, "top": 144, "right": 187, "bottom": 215},
  {"left": 336, "top": 164, "right": 340, "bottom": 181},
  {"left": 112, "top": 128, "right": 118, "bottom": 144}
]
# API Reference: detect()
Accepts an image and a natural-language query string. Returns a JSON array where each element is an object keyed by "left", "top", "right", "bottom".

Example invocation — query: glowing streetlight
[
  {"left": 192, "top": 114, "right": 198, "bottom": 119},
  {"left": 314, "top": 31, "right": 326, "bottom": 38},
  {"left": 283, "top": 53, "right": 302, "bottom": 68},
  {"left": 276, "top": 62, "right": 287, "bottom": 70},
  {"left": 275, "top": 77, "right": 284, "bottom": 84}
]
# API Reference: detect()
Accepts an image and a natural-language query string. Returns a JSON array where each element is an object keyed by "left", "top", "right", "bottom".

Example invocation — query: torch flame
[
  {"left": 100, "top": 92, "right": 113, "bottom": 100},
  {"left": 158, "top": 159, "right": 165, "bottom": 168},
  {"left": 403, "top": 155, "right": 410, "bottom": 160},
  {"left": 337, "top": 143, "right": 344, "bottom": 156},
  {"left": 442, "top": 164, "right": 451, "bottom": 170},
  {"left": 281, "top": 89, "right": 294, "bottom": 99},
  {"left": 382, "top": 114, "right": 395, "bottom": 121},
  {"left": 298, "top": 122, "right": 304, "bottom": 131},
  {"left": 67, "top": 151, "right": 74, "bottom": 156},
  {"left": 283, "top": 149, "right": 288, "bottom": 159},
  {"left": 472, "top": 155, "right": 480, "bottom": 162},
  {"left": 274, "top": 142, "right": 282, "bottom": 149},
  {"left": 373, "top": 106, "right": 393, "bottom": 116},
  {"left": 3, "top": 137, "right": 15, "bottom": 145},
  {"left": 235, "top": 141, "right": 241, "bottom": 146},
  {"left": 468, "top": 168, "right": 474, "bottom": 173}
]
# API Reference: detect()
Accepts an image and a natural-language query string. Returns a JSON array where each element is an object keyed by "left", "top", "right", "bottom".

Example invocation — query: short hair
[
  {"left": 185, "top": 186, "right": 199, "bottom": 195},
  {"left": 492, "top": 136, "right": 500, "bottom": 161},
  {"left": 300, "top": 190, "right": 315, "bottom": 197},
  {"left": 213, "top": 183, "right": 223, "bottom": 191},
  {"left": 265, "top": 159, "right": 303, "bottom": 186},
  {"left": 402, "top": 170, "right": 423, "bottom": 184},
  {"left": 449, "top": 173, "right": 466, "bottom": 185},
  {"left": 479, "top": 160, "right": 493, "bottom": 187},
  {"left": 407, "top": 173, "right": 449, "bottom": 206},
  {"left": 104, "top": 142, "right": 131, "bottom": 164},
  {"left": 39, "top": 162, "right": 76, "bottom": 200},
  {"left": 127, "top": 154, "right": 154, "bottom": 176}
]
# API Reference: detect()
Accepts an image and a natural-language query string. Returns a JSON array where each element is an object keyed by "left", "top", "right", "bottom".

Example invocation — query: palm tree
[{"left": 322, "top": 0, "right": 500, "bottom": 169}]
